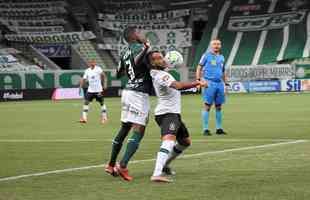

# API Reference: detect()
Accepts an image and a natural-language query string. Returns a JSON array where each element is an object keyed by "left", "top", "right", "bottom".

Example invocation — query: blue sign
[
  {"left": 286, "top": 80, "right": 301, "bottom": 92},
  {"left": 248, "top": 80, "right": 281, "bottom": 92},
  {"left": 34, "top": 45, "right": 71, "bottom": 58}
]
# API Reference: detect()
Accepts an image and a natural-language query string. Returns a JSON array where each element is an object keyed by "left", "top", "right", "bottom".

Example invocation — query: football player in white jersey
[
  {"left": 79, "top": 60, "right": 108, "bottom": 124},
  {"left": 148, "top": 51, "right": 205, "bottom": 183}
]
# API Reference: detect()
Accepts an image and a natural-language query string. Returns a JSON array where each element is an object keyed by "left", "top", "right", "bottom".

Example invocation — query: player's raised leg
[{"left": 163, "top": 125, "right": 191, "bottom": 175}]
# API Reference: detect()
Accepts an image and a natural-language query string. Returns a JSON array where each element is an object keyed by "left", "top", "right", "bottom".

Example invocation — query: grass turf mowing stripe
[
  {"left": 0, "top": 139, "right": 300, "bottom": 143},
  {"left": 0, "top": 140, "right": 307, "bottom": 183}
]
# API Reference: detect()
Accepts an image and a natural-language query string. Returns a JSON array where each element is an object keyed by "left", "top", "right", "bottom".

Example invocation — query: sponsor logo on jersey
[{"left": 162, "top": 75, "right": 170, "bottom": 81}]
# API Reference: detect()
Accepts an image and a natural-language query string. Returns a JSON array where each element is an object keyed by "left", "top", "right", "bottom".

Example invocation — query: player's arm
[
  {"left": 101, "top": 71, "right": 108, "bottom": 90},
  {"left": 222, "top": 64, "right": 229, "bottom": 94},
  {"left": 133, "top": 42, "right": 150, "bottom": 66},
  {"left": 157, "top": 74, "right": 201, "bottom": 90},
  {"left": 79, "top": 78, "right": 85, "bottom": 88},
  {"left": 116, "top": 60, "right": 125, "bottom": 79},
  {"left": 170, "top": 80, "right": 201, "bottom": 90},
  {"left": 196, "top": 54, "right": 208, "bottom": 88},
  {"left": 222, "top": 64, "right": 229, "bottom": 86},
  {"left": 80, "top": 72, "right": 87, "bottom": 88},
  {"left": 79, "top": 77, "right": 86, "bottom": 95},
  {"left": 223, "top": 73, "right": 229, "bottom": 86}
]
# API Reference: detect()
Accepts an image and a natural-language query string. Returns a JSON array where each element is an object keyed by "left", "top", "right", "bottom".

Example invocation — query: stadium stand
[
  {"left": 77, "top": 40, "right": 106, "bottom": 68},
  {"left": 0, "top": 48, "right": 42, "bottom": 72},
  {"left": 0, "top": 0, "right": 111, "bottom": 70},
  {"left": 0, "top": 0, "right": 308, "bottom": 74},
  {"left": 192, "top": 0, "right": 310, "bottom": 68}
]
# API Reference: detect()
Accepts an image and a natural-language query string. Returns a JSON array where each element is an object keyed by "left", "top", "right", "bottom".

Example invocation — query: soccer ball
[{"left": 165, "top": 50, "right": 184, "bottom": 67}]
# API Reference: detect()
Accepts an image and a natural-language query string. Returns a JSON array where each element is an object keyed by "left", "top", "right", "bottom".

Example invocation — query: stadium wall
[
  {"left": 0, "top": 70, "right": 181, "bottom": 101},
  {"left": 228, "top": 79, "right": 310, "bottom": 93}
]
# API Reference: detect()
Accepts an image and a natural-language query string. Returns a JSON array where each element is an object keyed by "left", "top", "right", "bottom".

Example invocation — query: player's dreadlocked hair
[{"left": 123, "top": 26, "right": 136, "bottom": 43}]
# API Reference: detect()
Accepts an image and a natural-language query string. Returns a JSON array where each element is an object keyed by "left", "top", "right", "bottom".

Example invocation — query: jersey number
[{"left": 125, "top": 59, "right": 135, "bottom": 80}]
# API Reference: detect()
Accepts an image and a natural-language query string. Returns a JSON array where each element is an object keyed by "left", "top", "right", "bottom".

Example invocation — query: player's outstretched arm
[{"left": 170, "top": 80, "right": 200, "bottom": 90}]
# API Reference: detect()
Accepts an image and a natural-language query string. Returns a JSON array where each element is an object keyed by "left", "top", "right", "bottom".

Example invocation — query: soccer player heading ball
[
  {"left": 105, "top": 27, "right": 152, "bottom": 181},
  {"left": 148, "top": 51, "right": 205, "bottom": 183},
  {"left": 196, "top": 39, "right": 229, "bottom": 136},
  {"left": 79, "top": 60, "right": 108, "bottom": 124}
]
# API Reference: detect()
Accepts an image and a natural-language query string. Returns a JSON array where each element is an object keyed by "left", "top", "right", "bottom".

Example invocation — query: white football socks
[
  {"left": 101, "top": 104, "right": 107, "bottom": 119},
  {"left": 82, "top": 105, "right": 89, "bottom": 120},
  {"left": 152, "top": 140, "right": 175, "bottom": 177}
]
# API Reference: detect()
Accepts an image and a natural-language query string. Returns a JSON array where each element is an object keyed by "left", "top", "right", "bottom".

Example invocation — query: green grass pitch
[{"left": 0, "top": 93, "right": 310, "bottom": 200}]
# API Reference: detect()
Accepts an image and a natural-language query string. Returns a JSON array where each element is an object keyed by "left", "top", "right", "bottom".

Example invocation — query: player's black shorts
[
  {"left": 85, "top": 92, "right": 104, "bottom": 104},
  {"left": 155, "top": 113, "right": 189, "bottom": 141}
]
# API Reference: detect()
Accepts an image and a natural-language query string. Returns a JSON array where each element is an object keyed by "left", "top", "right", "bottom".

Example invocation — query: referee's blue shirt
[{"left": 199, "top": 51, "right": 225, "bottom": 82}]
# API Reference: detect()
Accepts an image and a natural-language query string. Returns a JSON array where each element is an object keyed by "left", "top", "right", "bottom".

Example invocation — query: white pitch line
[
  {"left": 0, "top": 140, "right": 307, "bottom": 183},
  {"left": 0, "top": 139, "right": 299, "bottom": 143}
]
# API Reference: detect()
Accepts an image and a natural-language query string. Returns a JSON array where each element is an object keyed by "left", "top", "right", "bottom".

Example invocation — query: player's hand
[
  {"left": 199, "top": 80, "right": 208, "bottom": 88},
  {"left": 224, "top": 83, "right": 230, "bottom": 95},
  {"left": 225, "top": 86, "right": 229, "bottom": 95},
  {"left": 144, "top": 40, "right": 151, "bottom": 49}
]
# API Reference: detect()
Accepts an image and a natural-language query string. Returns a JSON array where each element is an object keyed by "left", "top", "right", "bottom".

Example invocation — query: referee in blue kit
[{"left": 196, "top": 39, "right": 229, "bottom": 136}]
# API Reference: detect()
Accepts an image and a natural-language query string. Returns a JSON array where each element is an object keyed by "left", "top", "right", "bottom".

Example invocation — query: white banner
[
  {"left": 98, "top": 18, "right": 186, "bottom": 31},
  {"left": 227, "top": 64, "right": 296, "bottom": 81},
  {"left": 8, "top": 26, "right": 64, "bottom": 34},
  {"left": 5, "top": 31, "right": 96, "bottom": 43},
  {"left": 0, "top": 19, "right": 66, "bottom": 27},
  {"left": 142, "top": 29, "right": 191, "bottom": 48},
  {"left": 0, "top": 1, "right": 67, "bottom": 9},
  {"left": 98, "top": 29, "right": 192, "bottom": 52},
  {"left": 100, "top": 29, "right": 192, "bottom": 53},
  {"left": 100, "top": 1, "right": 164, "bottom": 12},
  {"left": 0, "top": 7, "right": 67, "bottom": 17},
  {"left": 98, "top": 9, "right": 190, "bottom": 22},
  {"left": 0, "top": 15, "right": 61, "bottom": 21},
  {"left": 228, "top": 10, "right": 307, "bottom": 32}
]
